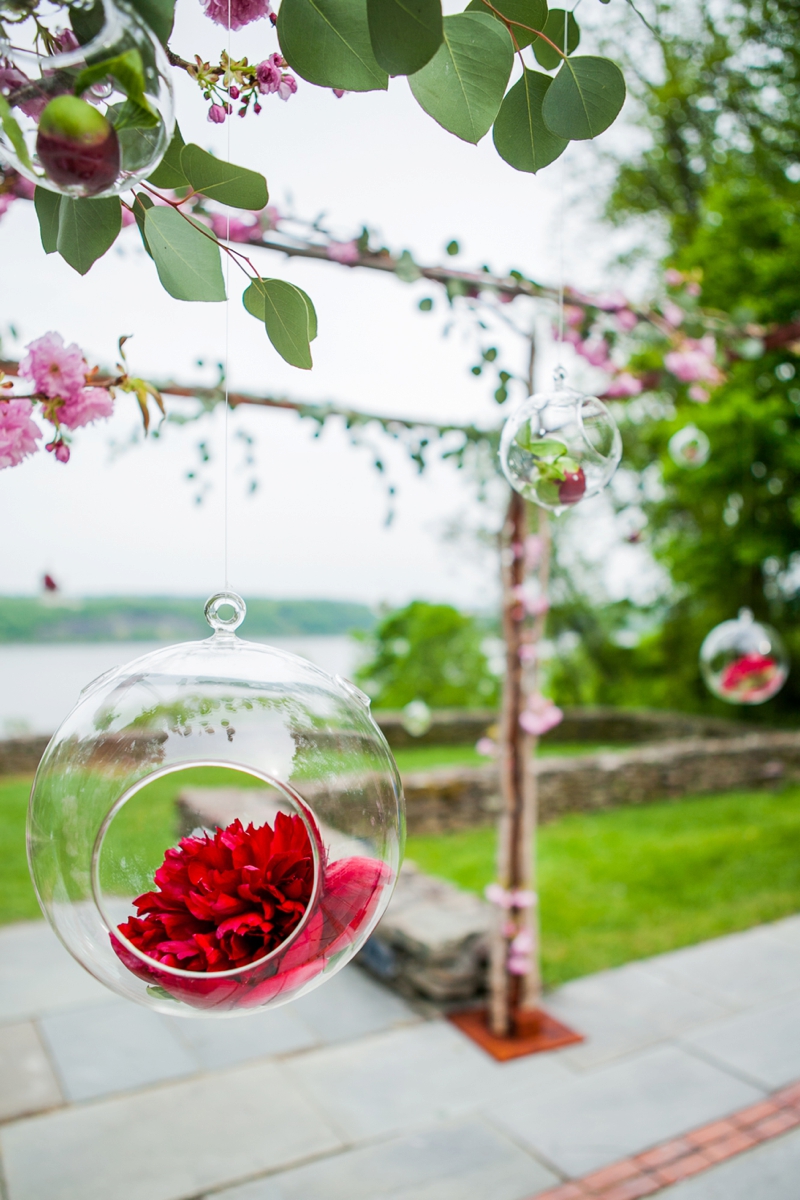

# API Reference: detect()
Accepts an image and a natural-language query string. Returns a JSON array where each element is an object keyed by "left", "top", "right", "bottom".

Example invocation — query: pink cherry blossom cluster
[
  {"left": 0, "top": 333, "right": 114, "bottom": 469},
  {"left": 201, "top": 0, "right": 274, "bottom": 31},
  {"left": 519, "top": 692, "right": 563, "bottom": 737},
  {"left": 204, "top": 53, "right": 297, "bottom": 123}
]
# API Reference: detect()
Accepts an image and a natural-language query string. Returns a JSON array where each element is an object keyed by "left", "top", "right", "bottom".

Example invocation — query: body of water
[{"left": 0, "top": 636, "right": 362, "bottom": 737}]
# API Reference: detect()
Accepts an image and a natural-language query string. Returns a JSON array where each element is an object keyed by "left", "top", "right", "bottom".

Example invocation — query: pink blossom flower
[
  {"left": 485, "top": 884, "right": 536, "bottom": 909},
  {"left": 605, "top": 372, "right": 643, "bottom": 397},
  {"left": 575, "top": 337, "right": 613, "bottom": 370},
  {"left": 507, "top": 953, "right": 531, "bottom": 975},
  {"left": 475, "top": 737, "right": 497, "bottom": 758},
  {"left": 664, "top": 336, "right": 723, "bottom": 385},
  {"left": 333, "top": 88, "right": 347, "bottom": 99},
  {"left": 20, "top": 332, "right": 86, "bottom": 402},
  {"left": 510, "top": 929, "right": 533, "bottom": 954},
  {"left": 208, "top": 104, "right": 227, "bottom": 124},
  {"left": 662, "top": 300, "right": 684, "bottom": 328},
  {"left": 52, "top": 28, "right": 80, "bottom": 52},
  {"left": 257, "top": 53, "right": 283, "bottom": 94},
  {"left": 202, "top": 0, "right": 272, "bottom": 30},
  {"left": 277, "top": 74, "right": 297, "bottom": 101},
  {"left": 688, "top": 385, "right": 710, "bottom": 403},
  {"left": 665, "top": 268, "right": 684, "bottom": 287},
  {"left": 0, "top": 66, "right": 48, "bottom": 119},
  {"left": 524, "top": 534, "right": 543, "bottom": 569},
  {"left": 520, "top": 644, "right": 537, "bottom": 663},
  {"left": 121, "top": 207, "right": 136, "bottom": 228},
  {"left": 519, "top": 693, "right": 563, "bottom": 736},
  {"left": 327, "top": 240, "right": 360, "bottom": 265},
  {"left": 209, "top": 212, "right": 258, "bottom": 243},
  {"left": 264, "top": 206, "right": 281, "bottom": 228},
  {"left": 58, "top": 386, "right": 114, "bottom": 430},
  {"left": 593, "top": 290, "right": 627, "bottom": 312},
  {"left": 12, "top": 174, "right": 35, "bottom": 200},
  {"left": 46, "top": 437, "right": 70, "bottom": 463},
  {"left": 0, "top": 398, "right": 41, "bottom": 469},
  {"left": 615, "top": 308, "right": 639, "bottom": 333},
  {"left": 564, "top": 304, "right": 584, "bottom": 329},
  {"left": 686, "top": 281, "right": 702, "bottom": 297},
  {"left": 512, "top": 584, "right": 549, "bottom": 617}
]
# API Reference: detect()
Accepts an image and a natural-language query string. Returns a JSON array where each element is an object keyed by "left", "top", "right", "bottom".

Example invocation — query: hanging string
[
  {"left": 555, "top": 6, "right": 570, "bottom": 380},
  {"left": 223, "top": 0, "right": 232, "bottom": 588}
]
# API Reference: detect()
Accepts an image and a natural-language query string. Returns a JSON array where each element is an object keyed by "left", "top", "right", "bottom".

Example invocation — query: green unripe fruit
[{"left": 37, "top": 95, "right": 120, "bottom": 194}]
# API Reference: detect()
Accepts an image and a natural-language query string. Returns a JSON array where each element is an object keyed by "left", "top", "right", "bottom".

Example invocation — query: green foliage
[
  {"left": 531, "top": 8, "right": 579, "bottom": 70},
  {"left": 355, "top": 600, "right": 500, "bottom": 709},
  {"left": 0, "top": 94, "right": 31, "bottom": 169},
  {"left": 74, "top": 50, "right": 157, "bottom": 129},
  {"left": 408, "top": 784, "right": 800, "bottom": 985},
  {"left": 124, "top": 0, "right": 176, "bottom": 45},
  {"left": 145, "top": 207, "right": 226, "bottom": 301},
  {"left": 542, "top": 55, "right": 625, "bottom": 140},
  {"left": 146, "top": 124, "right": 187, "bottom": 189},
  {"left": 243, "top": 278, "right": 316, "bottom": 368},
  {"left": 56, "top": 196, "right": 122, "bottom": 275},
  {"left": 408, "top": 13, "right": 513, "bottom": 144},
  {"left": 466, "top": 0, "right": 547, "bottom": 52},
  {"left": 33, "top": 187, "right": 60, "bottom": 254},
  {"left": 278, "top": 0, "right": 389, "bottom": 92},
  {"left": 180, "top": 144, "right": 269, "bottom": 210},
  {"left": 493, "top": 69, "right": 568, "bottom": 173},
  {"left": 366, "top": 0, "right": 443, "bottom": 76}
]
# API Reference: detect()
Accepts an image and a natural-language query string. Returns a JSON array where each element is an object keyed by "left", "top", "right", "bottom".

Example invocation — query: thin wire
[
  {"left": 555, "top": 7, "right": 570, "bottom": 379},
  {"left": 223, "top": 0, "right": 232, "bottom": 589}
]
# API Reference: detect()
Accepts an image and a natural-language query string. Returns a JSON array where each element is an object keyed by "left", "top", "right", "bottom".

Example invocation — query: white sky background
[{"left": 0, "top": 0, "right": 664, "bottom": 609}]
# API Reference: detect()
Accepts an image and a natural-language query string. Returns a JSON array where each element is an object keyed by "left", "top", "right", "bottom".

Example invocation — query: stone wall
[
  {"left": 402, "top": 731, "right": 800, "bottom": 835},
  {"left": 0, "top": 736, "right": 50, "bottom": 777}
]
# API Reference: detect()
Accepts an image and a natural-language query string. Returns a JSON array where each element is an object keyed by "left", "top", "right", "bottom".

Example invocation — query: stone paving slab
[
  {"left": 681, "top": 993, "right": 800, "bottom": 1092},
  {"left": 0, "top": 1021, "right": 62, "bottom": 1122},
  {"left": 545, "top": 961, "right": 729, "bottom": 1071},
  {"left": 646, "top": 924, "right": 800, "bottom": 1009},
  {"left": 284, "top": 1019, "right": 573, "bottom": 1142},
  {"left": 659, "top": 1127, "right": 800, "bottom": 1199},
  {"left": 0, "top": 921, "right": 110, "bottom": 1023},
  {"left": 39, "top": 1000, "right": 198, "bottom": 1102},
  {"left": 484, "top": 1044, "right": 764, "bottom": 1178},
  {"left": 289, "top": 964, "right": 419, "bottom": 1045},
  {"left": 0, "top": 1060, "right": 343, "bottom": 1200},
  {"left": 167, "top": 1003, "right": 318, "bottom": 1072},
  {"left": 210, "top": 1119, "right": 558, "bottom": 1200}
]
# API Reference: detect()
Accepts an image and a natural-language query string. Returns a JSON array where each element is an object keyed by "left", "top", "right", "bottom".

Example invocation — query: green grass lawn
[
  {"left": 6, "top": 764, "right": 800, "bottom": 992},
  {"left": 391, "top": 742, "right": 625, "bottom": 773}
]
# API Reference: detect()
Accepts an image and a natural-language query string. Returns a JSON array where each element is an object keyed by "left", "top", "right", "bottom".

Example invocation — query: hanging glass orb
[
  {"left": 0, "top": 0, "right": 174, "bottom": 198},
  {"left": 499, "top": 375, "right": 622, "bottom": 512},
  {"left": 699, "top": 607, "right": 789, "bottom": 705},
  {"left": 669, "top": 425, "right": 710, "bottom": 469},
  {"left": 28, "top": 593, "right": 404, "bottom": 1017},
  {"left": 401, "top": 699, "right": 432, "bottom": 738}
]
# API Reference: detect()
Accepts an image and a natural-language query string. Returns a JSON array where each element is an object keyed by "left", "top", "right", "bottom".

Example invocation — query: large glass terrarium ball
[
  {"left": 28, "top": 593, "right": 404, "bottom": 1017},
  {"left": 700, "top": 607, "right": 789, "bottom": 705},
  {"left": 499, "top": 383, "right": 622, "bottom": 513},
  {"left": 0, "top": 0, "right": 173, "bottom": 197}
]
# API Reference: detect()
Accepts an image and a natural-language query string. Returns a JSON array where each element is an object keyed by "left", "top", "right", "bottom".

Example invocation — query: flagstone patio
[{"left": 2, "top": 916, "right": 800, "bottom": 1199}]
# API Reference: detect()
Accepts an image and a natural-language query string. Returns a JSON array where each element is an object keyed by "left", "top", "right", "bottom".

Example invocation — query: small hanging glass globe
[
  {"left": 401, "top": 699, "right": 432, "bottom": 738},
  {"left": 699, "top": 607, "right": 789, "bottom": 705},
  {"left": 0, "top": 0, "right": 174, "bottom": 198},
  {"left": 669, "top": 425, "right": 710, "bottom": 469},
  {"left": 499, "top": 370, "right": 622, "bottom": 512},
  {"left": 28, "top": 593, "right": 404, "bottom": 1017}
]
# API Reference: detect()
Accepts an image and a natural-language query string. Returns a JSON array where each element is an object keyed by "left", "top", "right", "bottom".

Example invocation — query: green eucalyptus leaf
[
  {"left": 367, "top": 0, "right": 443, "bottom": 76},
  {"left": 124, "top": 0, "right": 175, "bottom": 45},
  {"left": 70, "top": 1, "right": 104, "bottom": 45},
  {"left": 180, "top": 144, "right": 268, "bottom": 210},
  {"left": 243, "top": 278, "right": 314, "bottom": 369},
  {"left": 531, "top": 8, "right": 580, "bottom": 71},
  {"left": 408, "top": 13, "right": 513, "bottom": 144},
  {"left": 465, "top": 0, "right": 546, "bottom": 51},
  {"left": 542, "top": 55, "right": 625, "bottom": 140},
  {"left": 73, "top": 50, "right": 158, "bottom": 126},
  {"left": 0, "top": 94, "right": 32, "bottom": 169},
  {"left": 57, "top": 196, "right": 121, "bottom": 275},
  {"left": 147, "top": 124, "right": 187, "bottom": 188},
  {"left": 278, "top": 0, "right": 389, "bottom": 92},
  {"left": 492, "top": 68, "right": 568, "bottom": 173},
  {"left": 34, "top": 187, "right": 61, "bottom": 254},
  {"left": 145, "top": 206, "right": 226, "bottom": 301},
  {"left": 131, "top": 191, "right": 154, "bottom": 258}
]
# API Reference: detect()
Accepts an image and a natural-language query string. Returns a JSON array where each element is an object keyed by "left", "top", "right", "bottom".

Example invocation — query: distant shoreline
[{"left": 0, "top": 596, "right": 375, "bottom": 643}]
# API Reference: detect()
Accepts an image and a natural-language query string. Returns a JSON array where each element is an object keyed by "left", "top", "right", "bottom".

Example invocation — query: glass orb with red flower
[
  {"left": 27, "top": 592, "right": 404, "bottom": 1016},
  {"left": 668, "top": 425, "right": 710, "bottom": 469},
  {"left": 499, "top": 374, "right": 622, "bottom": 512},
  {"left": 0, "top": 0, "right": 174, "bottom": 198},
  {"left": 699, "top": 607, "right": 789, "bottom": 705}
]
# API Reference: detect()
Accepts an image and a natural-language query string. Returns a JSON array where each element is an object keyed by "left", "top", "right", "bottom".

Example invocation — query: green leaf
[
  {"left": 0, "top": 94, "right": 32, "bottom": 170},
  {"left": 34, "top": 188, "right": 61, "bottom": 254},
  {"left": 243, "top": 279, "right": 314, "bottom": 369},
  {"left": 294, "top": 285, "right": 319, "bottom": 340},
  {"left": 57, "top": 196, "right": 122, "bottom": 275},
  {"left": 70, "top": 1, "right": 104, "bottom": 45},
  {"left": 145, "top": 207, "right": 226, "bottom": 301},
  {"left": 492, "top": 69, "right": 567, "bottom": 173},
  {"left": 366, "top": 0, "right": 443, "bottom": 76},
  {"left": 395, "top": 249, "right": 421, "bottom": 281},
  {"left": 531, "top": 8, "right": 580, "bottom": 71},
  {"left": 74, "top": 50, "right": 158, "bottom": 127},
  {"left": 278, "top": 0, "right": 389, "bottom": 92},
  {"left": 147, "top": 124, "right": 187, "bottom": 188},
  {"left": 125, "top": 0, "right": 175, "bottom": 45},
  {"left": 112, "top": 98, "right": 159, "bottom": 131},
  {"left": 465, "top": 0, "right": 546, "bottom": 51},
  {"left": 408, "top": 13, "right": 513, "bottom": 144},
  {"left": 542, "top": 55, "right": 625, "bottom": 140},
  {"left": 131, "top": 191, "right": 154, "bottom": 258},
  {"left": 180, "top": 144, "right": 268, "bottom": 210}
]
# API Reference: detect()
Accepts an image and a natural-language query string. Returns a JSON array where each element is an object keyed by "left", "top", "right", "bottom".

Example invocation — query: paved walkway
[{"left": 3, "top": 916, "right": 800, "bottom": 1199}]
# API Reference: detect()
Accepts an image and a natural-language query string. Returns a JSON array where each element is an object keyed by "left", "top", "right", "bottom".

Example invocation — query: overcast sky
[{"left": 0, "top": 0, "right": 658, "bottom": 610}]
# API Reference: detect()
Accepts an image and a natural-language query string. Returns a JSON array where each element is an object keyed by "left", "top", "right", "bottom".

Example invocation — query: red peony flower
[
  {"left": 111, "top": 810, "right": 392, "bottom": 1011},
  {"left": 720, "top": 653, "right": 778, "bottom": 698}
]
